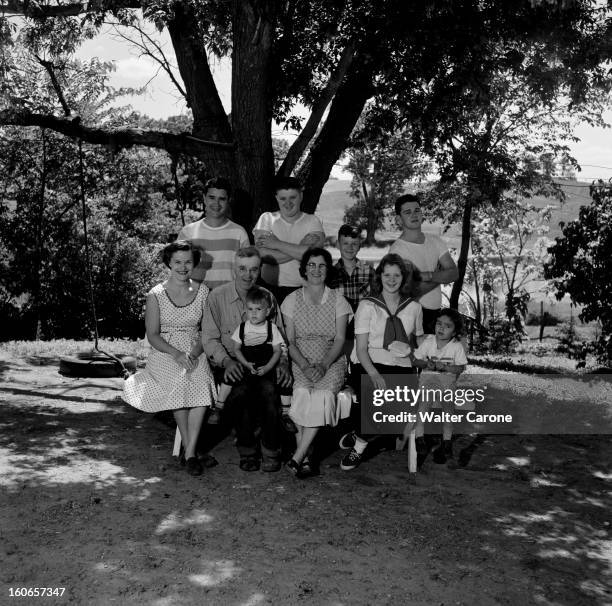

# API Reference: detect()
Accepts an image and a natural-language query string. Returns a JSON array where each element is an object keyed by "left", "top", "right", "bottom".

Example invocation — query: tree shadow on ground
[
  {"left": 0, "top": 359, "right": 37, "bottom": 382},
  {"left": 0, "top": 385, "right": 123, "bottom": 406},
  {"left": 24, "top": 355, "right": 61, "bottom": 366},
  {"left": 1, "top": 393, "right": 610, "bottom": 605}
]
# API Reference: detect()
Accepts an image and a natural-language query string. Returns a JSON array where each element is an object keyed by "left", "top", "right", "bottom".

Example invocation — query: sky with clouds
[{"left": 77, "top": 25, "right": 612, "bottom": 183}]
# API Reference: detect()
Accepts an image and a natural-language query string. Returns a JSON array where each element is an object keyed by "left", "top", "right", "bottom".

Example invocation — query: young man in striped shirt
[{"left": 178, "top": 177, "right": 249, "bottom": 290}]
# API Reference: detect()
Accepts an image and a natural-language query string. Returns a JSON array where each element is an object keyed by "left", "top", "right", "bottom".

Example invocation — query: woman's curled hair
[
  {"left": 162, "top": 240, "right": 201, "bottom": 268},
  {"left": 370, "top": 253, "right": 415, "bottom": 298},
  {"left": 298, "top": 247, "right": 334, "bottom": 284}
]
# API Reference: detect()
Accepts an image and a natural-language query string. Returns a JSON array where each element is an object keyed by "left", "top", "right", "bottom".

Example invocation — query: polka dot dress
[{"left": 123, "top": 283, "right": 216, "bottom": 412}]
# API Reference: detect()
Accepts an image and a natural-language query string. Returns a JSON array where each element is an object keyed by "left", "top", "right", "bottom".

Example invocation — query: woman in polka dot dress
[{"left": 123, "top": 241, "right": 216, "bottom": 476}]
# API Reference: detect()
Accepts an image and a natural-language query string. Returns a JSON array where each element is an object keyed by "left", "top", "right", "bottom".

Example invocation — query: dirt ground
[{"left": 1, "top": 352, "right": 610, "bottom": 606}]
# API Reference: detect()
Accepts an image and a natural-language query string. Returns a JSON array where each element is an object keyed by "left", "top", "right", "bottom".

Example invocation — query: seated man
[{"left": 202, "top": 247, "right": 291, "bottom": 472}]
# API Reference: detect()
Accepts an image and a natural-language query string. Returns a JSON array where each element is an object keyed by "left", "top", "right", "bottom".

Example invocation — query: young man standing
[
  {"left": 178, "top": 177, "right": 249, "bottom": 290},
  {"left": 253, "top": 176, "right": 325, "bottom": 304},
  {"left": 389, "top": 194, "right": 458, "bottom": 333}
]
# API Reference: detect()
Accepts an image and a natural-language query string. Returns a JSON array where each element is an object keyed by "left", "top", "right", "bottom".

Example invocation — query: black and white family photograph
[{"left": 1, "top": 1, "right": 611, "bottom": 604}]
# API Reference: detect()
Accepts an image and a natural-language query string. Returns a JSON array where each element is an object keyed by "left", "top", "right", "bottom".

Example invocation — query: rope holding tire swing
[{"left": 76, "top": 138, "right": 131, "bottom": 380}]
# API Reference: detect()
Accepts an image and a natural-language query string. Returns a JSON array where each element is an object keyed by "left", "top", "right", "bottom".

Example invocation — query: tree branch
[
  {"left": 35, "top": 56, "right": 71, "bottom": 116},
  {"left": 0, "top": 109, "right": 234, "bottom": 157},
  {"left": 278, "top": 41, "right": 356, "bottom": 176},
  {"left": 296, "top": 53, "right": 375, "bottom": 212},
  {"left": 0, "top": 0, "right": 140, "bottom": 17},
  {"left": 110, "top": 21, "right": 187, "bottom": 101},
  {"left": 0, "top": 0, "right": 86, "bottom": 16}
]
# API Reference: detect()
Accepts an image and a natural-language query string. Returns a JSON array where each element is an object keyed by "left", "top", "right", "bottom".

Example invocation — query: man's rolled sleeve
[{"left": 202, "top": 295, "right": 231, "bottom": 367}]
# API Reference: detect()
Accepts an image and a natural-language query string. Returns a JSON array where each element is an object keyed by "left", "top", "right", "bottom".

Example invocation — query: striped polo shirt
[{"left": 178, "top": 219, "right": 249, "bottom": 289}]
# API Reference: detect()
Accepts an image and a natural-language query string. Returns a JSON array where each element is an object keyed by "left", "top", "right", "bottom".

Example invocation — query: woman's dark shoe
[
  {"left": 300, "top": 457, "right": 319, "bottom": 477},
  {"left": 239, "top": 457, "right": 261, "bottom": 472},
  {"left": 186, "top": 457, "right": 203, "bottom": 476},
  {"left": 285, "top": 458, "right": 304, "bottom": 477},
  {"left": 199, "top": 453, "right": 219, "bottom": 468},
  {"left": 285, "top": 458, "right": 314, "bottom": 479}
]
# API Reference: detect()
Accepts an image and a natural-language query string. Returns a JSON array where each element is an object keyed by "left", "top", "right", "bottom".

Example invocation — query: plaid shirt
[{"left": 331, "top": 258, "right": 375, "bottom": 311}]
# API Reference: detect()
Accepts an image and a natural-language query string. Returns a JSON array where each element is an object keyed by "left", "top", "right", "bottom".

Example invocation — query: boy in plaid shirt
[
  {"left": 330, "top": 224, "right": 374, "bottom": 312},
  {"left": 330, "top": 225, "right": 374, "bottom": 421}
]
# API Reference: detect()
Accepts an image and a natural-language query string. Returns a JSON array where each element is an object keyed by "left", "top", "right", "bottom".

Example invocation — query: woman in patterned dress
[
  {"left": 281, "top": 247, "right": 352, "bottom": 478},
  {"left": 123, "top": 241, "right": 216, "bottom": 476}
]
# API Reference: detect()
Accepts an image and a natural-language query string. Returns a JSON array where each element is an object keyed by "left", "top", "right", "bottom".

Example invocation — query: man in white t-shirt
[
  {"left": 253, "top": 176, "right": 325, "bottom": 303},
  {"left": 178, "top": 177, "right": 249, "bottom": 289},
  {"left": 389, "top": 194, "right": 458, "bottom": 333}
]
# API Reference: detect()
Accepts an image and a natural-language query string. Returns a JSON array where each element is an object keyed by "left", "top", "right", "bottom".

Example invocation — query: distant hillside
[{"left": 316, "top": 178, "right": 593, "bottom": 247}]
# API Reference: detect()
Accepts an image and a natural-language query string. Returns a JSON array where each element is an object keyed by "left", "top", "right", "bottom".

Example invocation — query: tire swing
[{"left": 58, "top": 139, "right": 136, "bottom": 379}]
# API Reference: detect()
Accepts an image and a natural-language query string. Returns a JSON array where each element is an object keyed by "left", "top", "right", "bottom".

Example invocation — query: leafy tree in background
[
  {"left": 344, "top": 119, "right": 429, "bottom": 245},
  {"left": 545, "top": 182, "right": 612, "bottom": 366},
  {"left": 272, "top": 138, "right": 290, "bottom": 171},
  {"left": 1, "top": 1, "right": 610, "bottom": 225},
  {"left": 361, "top": 8, "right": 611, "bottom": 308},
  {"left": 414, "top": 68, "right": 589, "bottom": 310},
  {"left": 0, "top": 123, "right": 170, "bottom": 339},
  {"left": 465, "top": 199, "right": 553, "bottom": 336},
  {"left": 0, "top": 56, "right": 178, "bottom": 339}
]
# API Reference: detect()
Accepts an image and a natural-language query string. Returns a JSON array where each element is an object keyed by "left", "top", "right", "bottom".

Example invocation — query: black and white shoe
[
  {"left": 340, "top": 448, "right": 362, "bottom": 471},
  {"left": 338, "top": 430, "right": 357, "bottom": 450}
]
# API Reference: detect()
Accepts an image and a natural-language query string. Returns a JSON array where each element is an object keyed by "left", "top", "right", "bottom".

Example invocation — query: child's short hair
[
  {"left": 437, "top": 308, "right": 464, "bottom": 339},
  {"left": 337, "top": 224, "right": 361, "bottom": 239},
  {"left": 246, "top": 286, "right": 273, "bottom": 308},
  {"left": 274, "top": 176, "right": 303, "bottom": 193},
  {"left": 394, "top": 193, "right": 421, "bottom": 215}
]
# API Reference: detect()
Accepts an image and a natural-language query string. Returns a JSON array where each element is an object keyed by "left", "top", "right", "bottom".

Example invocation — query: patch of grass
[
  {"left": 0, "top": 339, "right": 150, "bottom": 361},
  {"left": 468, "top": 324, "right": 605, "bottom": 373}
]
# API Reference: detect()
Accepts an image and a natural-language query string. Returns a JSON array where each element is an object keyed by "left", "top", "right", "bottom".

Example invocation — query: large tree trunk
[
  {"left": 449, "top": 198, "right": 473, "bottom": 310},
  {"left": 167, "top": 4, "right": 237, "bottom": 193},
  {"left": 167, "top": 5, "right": 231, "bottom": 143},
  {"left": 231, "top": 0, "right": 277, "bottom": 228},
  {"left": 297, "top": 59, "right": 374, "bottom": 213}
]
